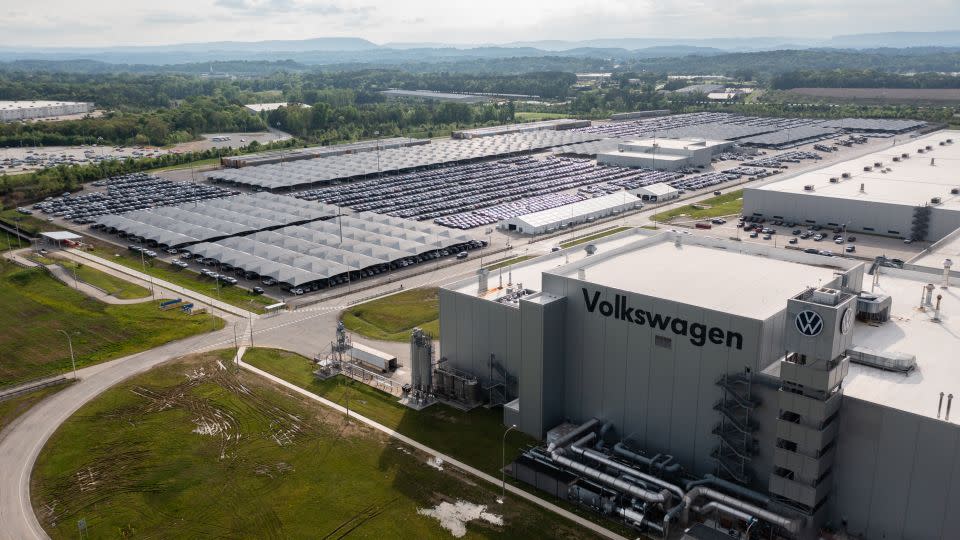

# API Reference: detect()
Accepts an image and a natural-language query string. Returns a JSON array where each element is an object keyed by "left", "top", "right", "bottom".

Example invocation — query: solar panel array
[
  {"left": 185, "top": 212, "right": 478, "bottom": 288},
  {"left": 206, "top": 130, "right": 605, "bottom": 191},
  {"left": 93, "top": 192, "right": 338, "bottom": 248}
]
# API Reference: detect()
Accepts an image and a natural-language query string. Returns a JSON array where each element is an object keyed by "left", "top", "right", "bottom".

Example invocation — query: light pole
[
  {"left": 374, "top": 130, "right": 382, "bottom": 180},
  {"left": 13, "top": 217, "right": 22, "bottom": 249},
  {"left": 499, "top": 424, "right": 518, "bottom": 504},
  {"left": 57, "top": 329, "right": 77, "bottom": 379}
]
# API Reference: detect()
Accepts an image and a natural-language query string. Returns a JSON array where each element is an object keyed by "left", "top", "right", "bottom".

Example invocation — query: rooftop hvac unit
[
  {"left": 940, "top": 142, "right": 946, "bottom": 146},
  {"left": 863, "top": 166, "right": 872, "bottom": 172},
  {"left": 874, "top": 161, "right": 882, "bottom": 167},
  {"left": 902, "top": 153, "right": 910, "bottom": 159},
  {"left": 857, "top": 293, "right": 892, "bottom": 321},
  {"left": 804, "top": 184, "right": 815, "bottom": 191},
  {"left": 893, "top": 156, "right": 901, "bottom": 162},
  {"left": 951, "top": 188, "right": 959, "bottom": 195},
  {"left": 841, "top": 172, "right": 851, "bottom": 178},
  {"left": 932, "top": 197, "right": 942, "bottom": 204},
  {"left": 926, "top": 145, "right": 933, "bottom": 150},
  {"left": 812, "top": 287, "right": 841, "bottom": 306},
  {"left": 846, "top": 346, "right": 915, "bottom": 373},
  {"left": 829, "top": 177, "right": 839, "bottom": 183},
  {"left": 948, "top": 138, "right": 954, "bottom": 143},
  {"left": 918, "top": 148, "right": 925, "bottom": 153}
]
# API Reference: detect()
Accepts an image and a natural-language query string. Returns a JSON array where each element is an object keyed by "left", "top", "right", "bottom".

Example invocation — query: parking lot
[{"left": 0, "top": 145, "right": 173, "bottom": 174}]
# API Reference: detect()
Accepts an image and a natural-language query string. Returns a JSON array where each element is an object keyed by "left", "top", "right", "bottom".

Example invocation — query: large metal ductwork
[
  {"left": 684, "top": 474, "right": 771, "bottom": 505},
  {"left": 546, "top": 418, "right": 600, "bottom": 453},
  {"left": 613, "top": 443, "right": 681, "bottom": 474},
  {"left": 570, "top": 445, "right": 685, "bottom": 501},
  {"left": 694, "top": 502, "right": 756, "bottom": 524},
  {"left": 550, "top": 451, "right": 672, "bottom": 505},
  {"left": 682, "top": 486, "right": 801, "bottom": 535}
]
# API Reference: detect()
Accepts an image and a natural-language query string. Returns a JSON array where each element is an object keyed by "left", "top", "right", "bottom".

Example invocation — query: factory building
[
  {"left": 597, "top": 138, "right": 733, "bottom": 171},
  {"left": 630, "top": 182, "right": 680, "bottom": 202},
  {"left": 437, "top": 228, "right": 960, "bottom": 539},
  {"left": 498, "top": 192, "right": 642, "bottom": 235},
  {"left": 743, "top": 131, "right": 960, "bottom": 242},
  {"left": 0, "top": 101, "right": 93, "bottom": 122},
  {"left": 243, "top": 102, "right": 310, "bottom": 114}
]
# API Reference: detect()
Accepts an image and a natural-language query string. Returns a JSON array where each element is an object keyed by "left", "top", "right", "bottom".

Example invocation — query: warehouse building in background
[
  {"left": 597, "top": 138, "right": 732, "bottom": 171},
  {"left": 437, "top": 228, "right": 960, "bottom": 539},
  {"left": 743, "top": 131, "right": 960, "bottom": 242},
  {"left": 0, "top": 101, "right": 93, "bottom": 122}
]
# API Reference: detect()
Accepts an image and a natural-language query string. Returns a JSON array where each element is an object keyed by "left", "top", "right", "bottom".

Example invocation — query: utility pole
[{"left": 499, "top": 424, "right": 518, "bottom": 504}]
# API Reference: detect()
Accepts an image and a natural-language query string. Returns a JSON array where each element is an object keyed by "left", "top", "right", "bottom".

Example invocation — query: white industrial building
[
  {"left": 498, "top": 192, "right": 642, "bottom": 235},
  {"left": 744, "top": 131, "right": 960, "bottom": 242},
  {"left": 597, "top": 138, "right": 733, "bottom": 171},
  {"left": 629, "top": 182, "right": 679, "bottom": 202},
  {"left": 0, "top": 101, "right": 93, "bottom": 122},
  {"left": 244, "top": 102, "right": 310, "bottom": 113},
  {"left": 437, "top": 227, "right": 960, "bottom": 539}
]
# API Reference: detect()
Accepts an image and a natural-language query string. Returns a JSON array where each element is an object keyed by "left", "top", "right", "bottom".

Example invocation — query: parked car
[
  {"left": 251, "top": 287, "right": 264, "bottom": 295},
  {"left": 456, "top": 251, "right": 469, "bottom": 259},
  {"left": 845, "top": 245, "right": 856, "bottom": 253}
]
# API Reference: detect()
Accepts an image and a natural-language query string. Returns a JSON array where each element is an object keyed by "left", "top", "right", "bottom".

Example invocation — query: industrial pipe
[
  {"left": 613, "top": 443, "right": 681, "bottom": 474},
  {"left": 683, "top": 486, "right": 801, "bottom": 534},
  {"left": 551, "top": 452, "right": 672, "bottom": 505},
  {"left": 547, "top": 418, "right": 599, "bottom": 453},
  {"left": 594, "top": 421, "right": 614, "bottom": 451},
  {"left": 683, "top": 474, "right": 771, "bottom": 505},
  {"left": 570, "top": 445, "right": 685, "bottom": 501},
  {"left": 694, "top": 502, "right": 755, "bottom": 524},
  {"left": 617, "top": 507, "right": 665, "bottom": 535},
  {"left": 661, "top": 501, "right": 685, "bottom": 539}
]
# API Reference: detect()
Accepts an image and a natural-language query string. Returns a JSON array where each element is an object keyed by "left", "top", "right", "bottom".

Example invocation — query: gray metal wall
[
  {"left": 541, "top": 272, "right": 777, "bottom": 477},
  {"left": 831, "top": 396, "right": 960, "bottom": 539},
  {"left": 743, "top": 188, "right": 960, "bottom": 242}
]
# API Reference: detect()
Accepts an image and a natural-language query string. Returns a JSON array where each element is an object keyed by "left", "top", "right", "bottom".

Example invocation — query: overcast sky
[{"left": 1, "top": 0, "right": 958, "bottom": 47}]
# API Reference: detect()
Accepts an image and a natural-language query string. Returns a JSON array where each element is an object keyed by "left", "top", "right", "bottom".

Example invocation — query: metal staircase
[
  {"left": 712, "top": 370, "right": 760, "bottom": 485},
  {"left": 911, "top": 205, "right": 931, "bottom": 241}
]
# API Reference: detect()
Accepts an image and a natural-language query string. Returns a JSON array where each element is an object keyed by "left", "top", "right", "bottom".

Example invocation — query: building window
[
  {"left": 805, "top": 219, "right": 816, "bottom": 224},
  {"left": 655, "top": 335, "right": 672, "bottom": 349},
  {"left": 827, "top": 222, "right": 838, "bottom": 226},
  {"left": 863, "top": 227, "right": 875, "bottom": 231},
  {"left": 888, "top": 230, "right": 900, "bottom": 235},
  {"left": 773, "top": 215, "right": 784, "bottom": 219}
]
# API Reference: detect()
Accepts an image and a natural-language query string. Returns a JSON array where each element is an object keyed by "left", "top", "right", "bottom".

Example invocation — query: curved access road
[{"left": 0, "top": 324, "right": 239, "bottom": 540}]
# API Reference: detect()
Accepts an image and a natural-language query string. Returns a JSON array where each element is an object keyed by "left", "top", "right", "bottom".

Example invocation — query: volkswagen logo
[{"left": 795, "top": 310, "right": 824, "bottom": 337}]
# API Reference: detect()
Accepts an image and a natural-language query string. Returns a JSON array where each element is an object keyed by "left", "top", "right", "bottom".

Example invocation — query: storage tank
[{"left": 409, "top": 328, "right": 433, "bottom": 391}]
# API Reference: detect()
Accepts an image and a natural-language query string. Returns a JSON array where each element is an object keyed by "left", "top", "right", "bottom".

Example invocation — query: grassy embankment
[
  {"left": 341, "top": 287, "right": 439, "bottom": 342},
  {"left": 0, "top": 259, "right": 223, "bottom": 386},
  {"left": 86, "top": 241, "right": 274, "bottom": 313},
  {"left": 32, "top": 350, "right": 591, "bottom": 539},
  {"left": 651, "top": 190, "right": 744, "bottom": 223}
]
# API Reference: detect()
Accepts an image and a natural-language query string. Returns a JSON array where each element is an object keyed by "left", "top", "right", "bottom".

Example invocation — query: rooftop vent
[
  {"left": 947, "top": 138, "right": 954, "bottom": 144},
  {"left": 829, "top": 177, "right": 839, "bottom": 183},
  {"left": 926, "top": 145, "right": 933, "bottom": 150},
  {"left": 918, "top": 148, "right": 925, "bottom": 154},
  {"left": 812, "top": 287, "right": 841, "bottom": 306},
  {"left": 893, "top": 156, "right": 901, "bottom": 162},
  {"left": 804, "top": 184, "right": 815, "bottom": 191},
  {"left": 874, "top": 161, "right": 883, "bottom": 168},
  {"left": 841, "top": 172, "right": 852, "bottom": 178},
  {"left": 864, "top": 166, "right": 873, "bottom": 172},
  {"left": 951, "top": 188, "right": 959, "bottom": 195},
  {"left": 902, "top": 153, "right": 910, "bottom": 159},
  {"left": 932, "top": 197, "right": 942, "bottom": 205}
]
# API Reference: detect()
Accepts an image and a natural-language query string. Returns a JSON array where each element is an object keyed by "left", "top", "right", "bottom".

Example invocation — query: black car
[{"left": 251, "top": 287, "right": 265, "bottom": 295}]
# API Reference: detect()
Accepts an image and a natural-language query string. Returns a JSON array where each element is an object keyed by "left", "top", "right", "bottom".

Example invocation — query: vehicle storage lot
[{"left": 0, "top": 145, "right": 173, "bottom": 173}]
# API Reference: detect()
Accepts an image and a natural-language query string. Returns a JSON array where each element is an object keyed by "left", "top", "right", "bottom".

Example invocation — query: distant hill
[{"left": 827, "top": 31, "right": 960, "bottom": 49}]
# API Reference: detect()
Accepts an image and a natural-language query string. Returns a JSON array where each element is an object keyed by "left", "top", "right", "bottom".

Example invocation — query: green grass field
[
  {"left": 0, "top": 208, "right": 55, "bottom": 235},
  {"left": 0, "top": 381, "right": 72, "bottom": 433},
  {"left": 484, "top": 255, "right": 535, "bottom": 271},
  {"left": 559, "top": 226, "right": 632, "bottom": 248},
  {"left": 651, "top": 190, "right": 744, "bottom": 223},
  {"left": 0, "top": 229, "right": 22, "bottom": 251},
  {"left": 0, "top": 259, "right": 223, "bottom": 386},
  {"left": 341, "top": 287, "right": 439, "bottom": 342},
  {"left": 41, "top": 256, "right": 150, "bottom": 299},
  {"left": 86, "top": 242, "right": 274, "bottom": 313},
  {"left": 243, "top": 348, "right": 536, "bottom": 476},
  {"left": 32, "top": 351, "right": 592, "bottom": 540}
]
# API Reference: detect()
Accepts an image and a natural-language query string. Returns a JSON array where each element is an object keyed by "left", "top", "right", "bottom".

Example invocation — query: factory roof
[
  {"left": 835, "top": 266, "right": 960, "bottom": 420},
  {"left": 633, "top": 182, "right": 678, "bottom": 196},
  {"left": 381, "top": 89, "right": 488, "bottom": 102},
  {"left": 600, "top": 151, "right": 688, "bottom": 163},
  {"left": 910, "top": 227, "right": 960, "bottom": 268},
  {"left": 0, "top": 100, "right": 90, "bottom": 109},
  {"left": 751, "top": 130, "right": 960, "bottom": 209},
  {"left": 446, "top": 231, "right": 858, "bottom": 321},
  {"left": 622, "top": 138, "right": 730, "bottom": 151},
  {"left": 548, "top": 235, "right": 851, "bottom": 320},
  {"left": 506, "top": 192, "right": 641, "bottom": 228}
]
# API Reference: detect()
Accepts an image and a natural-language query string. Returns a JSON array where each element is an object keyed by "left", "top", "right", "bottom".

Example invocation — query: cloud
[{"left": 212, "top": 0, "right": 368, "bottom": 16}]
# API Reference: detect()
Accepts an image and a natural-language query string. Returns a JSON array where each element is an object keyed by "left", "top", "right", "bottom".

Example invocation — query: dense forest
[{"left": 771, "top": 69, "right": 960, "bottom": 89}]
